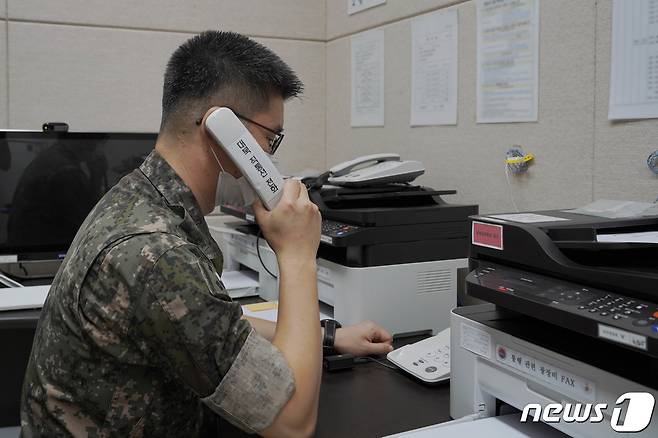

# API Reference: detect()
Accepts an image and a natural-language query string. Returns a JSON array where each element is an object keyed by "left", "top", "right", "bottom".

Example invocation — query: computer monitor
[{"left": 0, "top": 131, "right": 157, "bottom": 263}]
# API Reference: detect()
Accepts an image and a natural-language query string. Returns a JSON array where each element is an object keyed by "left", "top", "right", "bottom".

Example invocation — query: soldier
[{"left": 20, "top": 31, "right": 394, "bottom": 437}]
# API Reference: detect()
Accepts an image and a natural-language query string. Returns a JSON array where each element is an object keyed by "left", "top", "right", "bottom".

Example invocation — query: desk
[
  {"left": 1, "top": 310, "right": 452, "bottom": 436},
  {"left": 220, "top": 335, "right": 452, "bottom": 438},
  {"left": 316, "top": 339, "right": 451, "bottom": 438}
]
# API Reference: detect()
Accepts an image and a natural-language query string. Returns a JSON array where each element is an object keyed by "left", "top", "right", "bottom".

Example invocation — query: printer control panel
[
  {"left": 468, "top": 263, "right": 658, "bottom": 354},
  {"left": 320, "top": 220, "right": 361, "bottom": 246}
]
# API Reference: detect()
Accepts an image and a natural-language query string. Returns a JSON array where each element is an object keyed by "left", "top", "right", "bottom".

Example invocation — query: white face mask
[{"left": 209, "top": 145, "right": 257, "bottom": 208}]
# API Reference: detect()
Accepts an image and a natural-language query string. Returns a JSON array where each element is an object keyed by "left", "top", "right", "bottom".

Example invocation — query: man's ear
[{"left": 197, "top": 106, "right": 221, "bottom": 145}]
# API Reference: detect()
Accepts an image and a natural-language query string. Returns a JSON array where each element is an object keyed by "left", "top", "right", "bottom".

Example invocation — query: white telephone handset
[
  {"left": 205, "top": 107, "right": 284, "bottom": 210},
  {"left": 329, "top": 153, "right": 401, "bottom": 177},
  {"left": 328, "top": 153, "right": 425, "bottom": 187}
]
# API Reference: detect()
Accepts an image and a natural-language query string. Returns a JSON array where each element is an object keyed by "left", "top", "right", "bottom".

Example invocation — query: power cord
[
  {"left": 355, "top": 356, "right": 399, "bottom": 371},
  {"left": 256, "top": 230, "right": 278, "bottom": 279},
  {"left": 504, "top": 164, "right": 520, "bottom": 213}
]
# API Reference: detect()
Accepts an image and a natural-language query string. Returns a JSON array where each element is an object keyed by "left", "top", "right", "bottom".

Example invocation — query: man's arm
[
  {"left": 125, "top": 237, "right": 295, "bottom": 434},
  {"left": 253, "top": 180, "right": 322, "bottom": 438},
  {"left": 246, "top": 316, "right": 394, "bottom": 357},
  {"left": 243, "top": 316, "right": 276, "bottom": 341}
]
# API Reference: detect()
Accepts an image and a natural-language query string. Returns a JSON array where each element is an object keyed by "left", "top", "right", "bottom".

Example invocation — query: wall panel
[
  {"left": 7, "top": 22, "right": 326, "bottom": 171},
  {"left": 327, "top": 0, "right": 466, "bottom": 40},
  {"left": 592, "top": 0, "right": 658, "bottom": 202},
  {"left": 8, "top": 0, "right": 325, "bottom": 41},
  {"left": 326, "top": 0, "right": 596, "bottom": 214}
]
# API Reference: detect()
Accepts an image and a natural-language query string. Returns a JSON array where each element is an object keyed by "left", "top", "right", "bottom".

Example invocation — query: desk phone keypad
[{"left": 387, "top": 328, "right": 451, "bottom": 384}]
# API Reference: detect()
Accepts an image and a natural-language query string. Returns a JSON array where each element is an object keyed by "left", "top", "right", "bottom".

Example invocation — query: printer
[
  {"left": 450, "top": 210, "right": 658, "bottom": 437},
  {"left": 212, "top": 184, "right": 478, "bottom": 336}
]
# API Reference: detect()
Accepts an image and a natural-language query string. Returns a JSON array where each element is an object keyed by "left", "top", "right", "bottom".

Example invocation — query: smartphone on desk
[{"left": 205, "top": 107, "right": 284, "bottom": 210}]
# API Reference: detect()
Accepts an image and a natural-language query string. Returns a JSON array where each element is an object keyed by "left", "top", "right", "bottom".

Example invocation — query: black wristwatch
[{"left": 320, "top": 319, "right": 342, "bottom": 356}]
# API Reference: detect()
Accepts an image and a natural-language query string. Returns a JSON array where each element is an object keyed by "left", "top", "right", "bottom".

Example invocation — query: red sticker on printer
[{"left": 472, "top": 221, "right": 504, "bottom": 250}]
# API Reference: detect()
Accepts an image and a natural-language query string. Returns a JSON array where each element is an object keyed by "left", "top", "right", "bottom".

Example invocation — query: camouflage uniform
[{"left": 21, "top": 150, "right": 295, "bottom": 436}]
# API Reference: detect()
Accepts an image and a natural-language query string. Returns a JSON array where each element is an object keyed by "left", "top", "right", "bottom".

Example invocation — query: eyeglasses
[{"left": 196, "top": 109, "right": 284, "bottom": 155}]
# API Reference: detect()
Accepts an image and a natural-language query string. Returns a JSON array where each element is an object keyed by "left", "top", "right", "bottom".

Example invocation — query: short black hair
[{"left": 160, "top": 31, "right": 303, "bottom": 132}]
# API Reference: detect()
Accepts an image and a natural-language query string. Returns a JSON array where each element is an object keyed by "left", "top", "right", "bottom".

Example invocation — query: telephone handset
[
  {"left": 327, "top": 153, "right": 425, "bottom": 187},
  {"left": 329, "top": 153, "right": 402, "bottom": 177},
  {"left": 205, "top": 107, "right": 284, "bottom": 210}
]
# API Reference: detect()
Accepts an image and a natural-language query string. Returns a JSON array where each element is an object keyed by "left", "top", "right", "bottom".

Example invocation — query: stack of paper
[
  {"left": 222, "top": 270, "right": 259, "bottom": 298},
  {"left": 567, "top": 200, "right": 654, "bottom": 219},
  {"left": 0, "top": 285, "right": 50, "bottom": 311}
]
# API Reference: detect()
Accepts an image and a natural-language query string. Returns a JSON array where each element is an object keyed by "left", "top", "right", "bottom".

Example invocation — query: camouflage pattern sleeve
[{"left": 133, "top": 243, "right": 295, "bottom": 433}]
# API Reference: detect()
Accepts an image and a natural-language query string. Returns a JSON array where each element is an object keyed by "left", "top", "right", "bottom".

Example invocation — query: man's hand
[
  {"left": 334, "top": 321, "right": 393, "bottom": 356},
  {"left": 253, "top": 179, "right": 323, "bottom": 438},
  {"left": 253, "top": 179, "right": 321, "bottom": 266}
]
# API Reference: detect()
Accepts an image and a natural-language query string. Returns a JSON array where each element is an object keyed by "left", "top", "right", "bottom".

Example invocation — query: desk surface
[
  {"left": 316, "top": 344, "right": 451, "bottom": 438},
  {"left": 219, "top": 335, "right": 452, "bottom": 438},
  {"left": 1, "top": 309, "right": 452, "bottom": 436}
]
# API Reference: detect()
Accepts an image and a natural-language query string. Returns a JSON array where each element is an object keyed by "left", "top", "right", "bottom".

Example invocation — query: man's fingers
[
  {"left": 281, "top": 179, "right": 301, "bottom": 204},
  {"left": 374, "top": 327, "right": 393, "bottom": 344},
  {"left": 367, "top": 324, "right": 393, "bottom": 344},
  {"left": 363, "top": 340, "right": 394, "bottom": 356},
  {"left": 297, "top": 182, "right": 311, "bottom": 202},
  {"left": 252, "top": 198, "right": 267, "bottom": 223}
]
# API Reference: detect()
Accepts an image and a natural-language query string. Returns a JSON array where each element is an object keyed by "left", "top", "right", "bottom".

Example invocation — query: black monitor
[{"left": 0, "top": 131, "right": 157, "bottom": 262}]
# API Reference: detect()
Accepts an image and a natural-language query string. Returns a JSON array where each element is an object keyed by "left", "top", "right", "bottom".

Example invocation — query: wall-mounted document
[
  {"left": 351, "top": 29, "right": 385, "bottom": 127},
  {"left": 476, "top": 0, "right": 540, "bottom": 123},
  {"left": 410, "top": 9, "right": 458, "bottom": 126},
  {"left": 609, "top": 0, "right": 658, "bottom": 120},
  {"left": 348, "top": 0, "right": 386, "bottom": 15}
]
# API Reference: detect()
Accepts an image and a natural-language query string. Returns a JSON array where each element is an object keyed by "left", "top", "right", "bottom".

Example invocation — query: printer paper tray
[{"left": 384, "top": 414, "right": 566, "bottom": 438}]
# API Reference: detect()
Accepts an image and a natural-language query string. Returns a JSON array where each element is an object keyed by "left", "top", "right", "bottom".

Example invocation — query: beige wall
[
  {"left": 593, "top": 0, "right": 658, "bottom": 202},
  {"left": 325, "top": 0, "right": 658, "bottom": 214},
  {"left": 0, "top": 0, "right": 326, "bottom": 173},
  {"left": 2, "top": 1, "right": 657, "bottom": 205}
]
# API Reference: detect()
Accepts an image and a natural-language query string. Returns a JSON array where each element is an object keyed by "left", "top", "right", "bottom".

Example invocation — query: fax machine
[
  {"left": 212, "top": 181, "right": 478, "bottom": 337},
  {"left": 451, "top": 211, "right": 658, "bottom": 437}
]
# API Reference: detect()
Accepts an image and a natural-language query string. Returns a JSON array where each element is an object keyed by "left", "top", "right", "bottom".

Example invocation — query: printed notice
[
  {"left": 411, "top": 9, "right": 458, "bottom": 126},
  {"left": 476, "top": 0, "right": 540, "bottom": 123},
  {"left": 348, "top": 0, "right": 386, "bottom": 15},
  {"left": 461, "top": 323, "right": 492, "bottom": 358},
  {"left": 351, "top": 29, "right": 385, "bottom": 127},
  {"left": 496, "top": 344, "right": 597, "bottom": 400},
  {"left": 598, "top": 324, "right": 648, "bottom": 351},
  {"left": 609, "top": 0, "right": 658, "bottom": 120}
]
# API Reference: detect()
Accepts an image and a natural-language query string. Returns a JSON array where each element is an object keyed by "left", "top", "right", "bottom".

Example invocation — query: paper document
[
  {"left": 609, "top": 0, "right": 658, "bottom": 120},
  {"left": 351, "top": 29, "right": 385, "bottom": 127},
  {"left": 221, "top": 270, "right": 259, "bottom": 298},
  {"left": 597, "top": 231, "right": 658, "bottom": 244},
  {"left": 242, "top": 301, "right": 331, "bottom": 323},
  {"left": 410, "top": 9, "right": 458, "bottom": 126},
  {"left": 222, "top": 270, "right": 258, "bottom": 290},
  {"left": 348, "top": 0, "right": 386, "bottom": 15},
  {"left": 568, "top": 199, "right": 654, "bottom": 218},
  {"left": 0, "top": 285, "right": 50, "bottom": 311},
  {"left": 488, "top": 213, "right": 570, "bottom": 223},
  {"left": 476, "top": 0, "right": 540, "bottom": 123},
  {"left": 384, "top": 413, "right": 567, "bottom": 438}
]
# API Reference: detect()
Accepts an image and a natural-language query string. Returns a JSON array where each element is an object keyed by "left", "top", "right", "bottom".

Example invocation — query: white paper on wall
[
  {"left": 476, "top": 0, "right": 540, "bottom": 123},
  {"left": 609, "top": 0, "right": 658, "bottom": 120},
  {"left": 351, "top": 29, "right": 385, "bottom": 127},
  {"left": 410, "top": 9, "right": 459, "bottom": 126},
  {"left": 348, "top": 0, "right": 386, "bottom": 15}
]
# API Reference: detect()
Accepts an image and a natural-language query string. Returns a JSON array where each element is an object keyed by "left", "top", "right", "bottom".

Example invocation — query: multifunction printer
[
  {"left": 214, "top": 184, "right": 478, "bottom": 336},
  {"left": 451, "top": 210, "right": 658, "bottom": 437}
]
